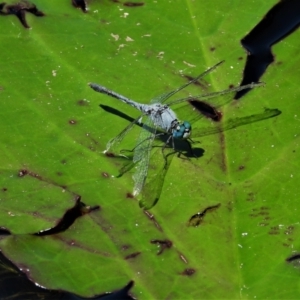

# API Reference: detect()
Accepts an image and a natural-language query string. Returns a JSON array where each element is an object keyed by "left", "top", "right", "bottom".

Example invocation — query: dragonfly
[{"left": 89, "top": 61, "right": 281, "bottom": 209}]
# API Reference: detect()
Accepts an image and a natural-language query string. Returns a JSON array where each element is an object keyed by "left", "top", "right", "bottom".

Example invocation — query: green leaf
[{"left": 0, "top": 0, "right": 299, "bottom": 298}]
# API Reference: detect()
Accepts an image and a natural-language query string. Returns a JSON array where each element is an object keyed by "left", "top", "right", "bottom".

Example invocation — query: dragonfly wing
[
  {"left": 105, "top": 115, "right": 143, "bottom": 153},
  {"left": 169, "top": 82, "right": 264, "bottom": 107},
  {"left": 171, "top": 82, "right": 264, "bottom": 126},
  {"left": 192, "top": 108, "right": 281, "bottom": 138},
  {"left": 150, "top": 61, "right": 225, "bottom": 105},
  {"left": 139, "top": 145, "right": 176, "bottom": 210},
  {"left": 159, "top": 61, "right": 225, "bottom": 104},
  {"left": 132, "top": 115, "right": 156, "bottom": 196}
]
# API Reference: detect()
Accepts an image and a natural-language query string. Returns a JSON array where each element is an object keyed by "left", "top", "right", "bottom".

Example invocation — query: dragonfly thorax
[{"left": 172, "top": 120, "right": 191, "bottom": 139}]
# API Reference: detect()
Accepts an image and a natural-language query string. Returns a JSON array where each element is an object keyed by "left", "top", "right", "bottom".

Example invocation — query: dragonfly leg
[{"left": 161, "top": 135, "right": 173, "bottom": 167}]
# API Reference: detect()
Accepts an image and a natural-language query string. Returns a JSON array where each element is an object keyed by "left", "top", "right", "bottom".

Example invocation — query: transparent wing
[
  {"left": 150, "top": 61, "right": 225, "bottom": 105},
  {"left": 132, "top": 115, "right": 156, "bottom": 196},
  {"left": 168, "top": 82, "right": 263, "bottom": 107},
  {"left": 192, "top": 108, "right": 281, "bottom": 138},
  {"left": 104, "top": 115, "right": 143, "bottom": 153},
  {"left": 170, "top": 82, "right": 264, "bottom": 126},
  {"left": 138, "top": 145, "right": 175, "bottom": 210}
]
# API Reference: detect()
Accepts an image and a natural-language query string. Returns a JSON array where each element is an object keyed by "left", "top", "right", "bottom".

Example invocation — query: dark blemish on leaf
[
  {"left": 286, "top": 253, "right": 300, "bottom": 263},
  {"left": 229, "top": 84, "right": 235, "bottom": 89},
  {"left": 235, "top": 0, "right": 300, "bottom": 99},
  {"left": 210, "top": 47, "right": 216, "bottom": 52},
  {"left": 106, "top": 152, "right": 115, "bottom": 157},
  {"left": 121, "top": 245, "right": 130, "bottom": 251},
  {"left": 61, "top": 159, "right": 67, "bottom": 164},
  {"left": 259, "top": 222, "right": 269, "bottom": 226},
  {"left": 144, "top": 210, "right": 162, "bottom": 231},
  {"left": 56, "top": 172, "right": 63, "bottom": 176},
  {"left": 181, "top": 268, "right": 196, "bottom": 276},
  {"left": 102, "top": 172, "right": 110, "bottom": 178},
  {"left": 239, "top": 165, "right": 245, "bottom": 170},
  {"left": 123, "top": 2, "right": 144, "bottom": 7},
  {"left": 35, "top": 196, "right": 100, "bottom": 236},
  {"left": 268, "top": 226, "right": 280, "bottom": 235},
  {"left": 283, "top": 243, "right": 290, "bottom": 247},
  {"left": 0, "top": 1, "right": 45, "bottom": 29},
  {"left": 18, "top": 169, "right": 28, "bottom": 177},
  {"left": 246, "top": 192, "right": 255, "bottom": 202},
  {"left": 18, "top": 169, "right": 43, "bottom": 180},
  {"left": 125, "top": 252, "right": 141, "bottom": 260},
  {"left": 67, "top": 239, "right": 76, "bottom": 246},
  {"left": 72, "top": 0, "right": 87, "bottom": 12},
  {"left": 0, "top": 227, "right": 11, "bottom": 235},
  {"left": 188, "top": 203, "right": 221, "bottom": 227},
  {"left": 150, "top": 239, "right": 172, "bottom": 255},
  {"left": 188, "top": 99, "right": 222, "bottom": 121},
  {"left": 69, "top": 119, "right": 77, "bottom": 125},
  {"left": 260, "top": 206, "right": 269, "bottom": 210},
  {"left": 285, "top": 226, "right": 294, "bottom": 235},
  {"left": 77, "top": 99, "right": 89, "bottom": 106},
  {"left": 238, "top": 57, "right": 243, "bottom": 60},
  {"left": 126, "top": 192, "right": 134, "bottom": 198},
  {"left": 2, "top": 188, "right": 7, "bottom": 192}
]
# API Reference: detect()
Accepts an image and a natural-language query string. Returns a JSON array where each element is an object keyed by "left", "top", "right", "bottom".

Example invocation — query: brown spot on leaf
[
  {"left": 125, "top": 252, "right": 141, "bottom": 260},
  {"left": 123, "top": 2, "right": 144, "bottom": 7},
  {"left": 18, "top": 169, "right": 28, "bottom": 177},
  {"left": 121, "top": 245, "right": 130, "bottom": 251},
  {"left": 188, "top": 203, "right": 221, "bottom": 227},
  {"left": 181, "top": 268, "right": 196, "bottom": 276},
  {"left": 69, "top": 119, "right": 77, "bottom": 125},
  {"left": 102, "top": 172, "right": 110, "bottom": 178},
  {"left": 150, "top": 239, "right": 172, "bottom": 255},
  {"left": 77, "top": 99, "right": 89, "bottom": 106},
  {"left": 105, "top": 152, "right": 115, "bottom": 157}
]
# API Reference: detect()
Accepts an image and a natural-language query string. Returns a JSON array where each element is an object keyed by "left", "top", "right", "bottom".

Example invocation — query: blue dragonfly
[{"left": 89, "top": 61, "right": 281, "bottom": 209}]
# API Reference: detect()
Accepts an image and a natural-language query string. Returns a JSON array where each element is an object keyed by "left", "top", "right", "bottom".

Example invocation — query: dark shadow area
[
  {"left": 189, "top": 99, "right": 222, "bottom": 121},
  {"left": 0, "top": 250, "right": 135, "bottom": 299},
  {"left": 72, "top": 0, "right": 87, "bottom": 12},
  {"left": 235, "top": 0, "right": 300, "bottom": 99},
  {"left": 0, "top": 1, "right": 45, "bottom": 29}
]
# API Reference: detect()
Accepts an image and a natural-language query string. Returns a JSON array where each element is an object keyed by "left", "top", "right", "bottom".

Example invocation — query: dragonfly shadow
[
  {"left": 100, "top": 104, "right": 205, "bottom": 159},
  {"left": 100, "top": 104, "right": 142, "bottom": 128}
]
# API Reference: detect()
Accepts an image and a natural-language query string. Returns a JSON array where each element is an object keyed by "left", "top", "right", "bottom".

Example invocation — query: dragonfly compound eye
[{"left": 173, "top": 121, "right": 192, "bottom": 139}]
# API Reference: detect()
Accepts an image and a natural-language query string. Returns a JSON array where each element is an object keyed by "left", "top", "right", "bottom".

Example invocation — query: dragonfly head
[{"left": 172, "top": 121, "right": 191, "bottom": 139}]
